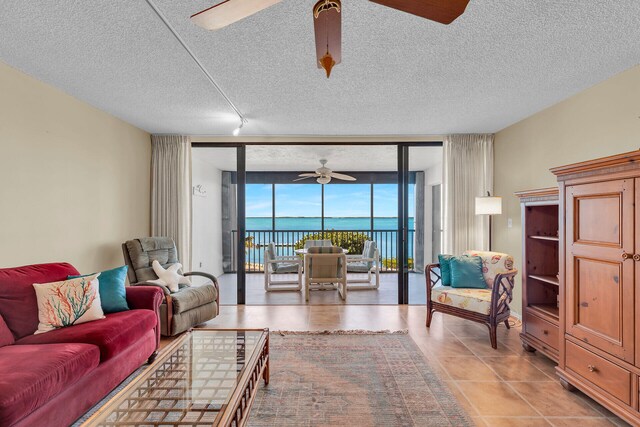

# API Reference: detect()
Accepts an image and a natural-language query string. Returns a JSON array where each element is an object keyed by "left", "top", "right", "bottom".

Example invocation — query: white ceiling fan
[{"left": 294, "top": 159, "right": 356, "bottom": 184}]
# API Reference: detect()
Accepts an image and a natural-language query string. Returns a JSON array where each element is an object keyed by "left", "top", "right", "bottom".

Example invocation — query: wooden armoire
[{"left": 553, "top": 150, "right": 640, "bottom": 425}]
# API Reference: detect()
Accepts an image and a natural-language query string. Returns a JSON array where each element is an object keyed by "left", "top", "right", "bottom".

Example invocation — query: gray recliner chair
[{"left": 122, "top": 237, "right": 219, "bottom": 336}]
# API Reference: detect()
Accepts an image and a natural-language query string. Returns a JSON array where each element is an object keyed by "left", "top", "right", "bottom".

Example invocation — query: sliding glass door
[
  {"left": 398, "top": 144, "right": 443, "bottom": 304},
  {"left": 192, "top": 142, "right": 441, "bottom": 305}
]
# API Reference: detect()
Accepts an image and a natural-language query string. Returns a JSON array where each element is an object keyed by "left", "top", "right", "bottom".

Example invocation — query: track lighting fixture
[{"left": 232, "top": 121, "right": 244, "bottom": 136}]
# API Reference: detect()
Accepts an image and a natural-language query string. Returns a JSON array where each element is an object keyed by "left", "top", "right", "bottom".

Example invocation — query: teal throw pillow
[
  {"left": 69, "top": 265, "right": 130, "bottom": 313},
  {"left": 450, "top": 256, "right": 487, "bottom": 289},
  {"left": 437, "top": 254, "right": 455, "bottom": 286}
]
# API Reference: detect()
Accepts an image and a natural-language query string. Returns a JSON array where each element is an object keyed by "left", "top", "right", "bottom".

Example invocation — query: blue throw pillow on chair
[
  {"left": 450, "top": 256, "right": 487, "bottom": 289},
  {"left": 437, "top": 254, "right": 455, "bottom": 286},
  {"left": 69, "top": 265, "right": 130, "bottom": 313}
]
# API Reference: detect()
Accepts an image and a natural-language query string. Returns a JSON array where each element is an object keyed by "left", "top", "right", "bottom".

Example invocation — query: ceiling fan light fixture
[
  {"left": 319, "top": 52, "right": 336, "bottom": 78},
  {"left": 313, "top": 0, "right": 341, "bottom": 78},
  {"left": 317, "top": 176, "right": 331, "bottom": 185}
]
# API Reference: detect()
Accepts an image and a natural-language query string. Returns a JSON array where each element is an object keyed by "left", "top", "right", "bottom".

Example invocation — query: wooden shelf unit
[
  {"left": 516, "top": 187, "right": 560, "bottom": 362},
  {"left": 527, "top": 303, "right": 559, "bottom": 321},
  {"left": 529, "top": 235, "right": 559, "bottom": 242},
  {"left": 528, "top": 274, "right": 559, "bottom": 286}
]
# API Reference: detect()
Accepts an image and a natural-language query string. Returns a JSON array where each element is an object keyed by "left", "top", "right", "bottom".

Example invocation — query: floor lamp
[{"left": 475, "top": 192, "right": 502, "bottom": 251}]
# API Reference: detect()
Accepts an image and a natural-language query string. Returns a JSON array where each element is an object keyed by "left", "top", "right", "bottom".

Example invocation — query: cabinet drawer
[
  {"left": 525, "top": 312, "right": 558, "bottom": 350},
  {"left": 566, "top": 341, "right": 632, "bottom": 405}
]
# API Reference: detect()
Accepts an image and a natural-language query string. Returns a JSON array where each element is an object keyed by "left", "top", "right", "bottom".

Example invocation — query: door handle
[
  {"left": 622, "top": 252, "right": 631, "bottom": 260},
  {"left": 587, "top": 364, "right": 597, "bottom": 373},
  {"left": 634, "top": 254, "right": 640, "bottom": 262}
]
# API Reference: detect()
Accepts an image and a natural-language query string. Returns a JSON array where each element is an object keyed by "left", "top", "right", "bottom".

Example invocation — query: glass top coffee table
[{"left": 81, "top": 328, "right": 269, "bottom": 427}]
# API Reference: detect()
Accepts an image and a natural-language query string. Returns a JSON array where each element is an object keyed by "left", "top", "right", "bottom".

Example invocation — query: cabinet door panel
[
  {"left": 565, "top": 179, "right": 634, "bottom": 363},
  {"left": 575, "top": 196, "right": 620, "bottom": 245}
]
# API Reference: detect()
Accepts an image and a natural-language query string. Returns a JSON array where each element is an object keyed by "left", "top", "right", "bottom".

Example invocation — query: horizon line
[{"left": 245, "top": 216, "right": 414, "bottom": 219}]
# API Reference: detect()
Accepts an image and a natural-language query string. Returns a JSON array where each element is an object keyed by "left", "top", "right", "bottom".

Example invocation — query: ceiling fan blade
[
  {"left": 328, "top": 172, "right": 356, "bottom": 181},
  {"left": 293, "top": 176, "right": 316, "bottom": 182},
  {"left": 190, "top": 0, "right": 282, "bottom": 31},
  {"left": 369, "top": 0, "right": 470, "bottom": 25},
  {"left": 298, "top": 173, "right": 318, "bottom": 177}
]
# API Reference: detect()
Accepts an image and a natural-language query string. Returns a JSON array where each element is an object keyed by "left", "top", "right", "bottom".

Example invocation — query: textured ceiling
[
  {"left": 194, "top": 145, "right": 441, "bottom": 171},
  {"left": 1, "top": 1, "right": 639, "bottom": 136}
]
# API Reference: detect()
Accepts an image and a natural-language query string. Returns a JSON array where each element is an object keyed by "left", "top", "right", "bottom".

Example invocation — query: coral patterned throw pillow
[{"left": 33, "top": 273, "right": 105, "bottom": 334}]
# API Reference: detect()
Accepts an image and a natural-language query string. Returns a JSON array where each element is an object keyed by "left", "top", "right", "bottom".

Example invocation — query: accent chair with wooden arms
[
  {"left": 426, "top": 250, "right": 517, "bottom": 349},
  {"left": 122, "top": 237, "right": 219, "bottom": 336}
]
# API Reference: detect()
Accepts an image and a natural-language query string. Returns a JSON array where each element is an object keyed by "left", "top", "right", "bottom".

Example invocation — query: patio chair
[
  {"left": 304, "top": 246, "right": 347, "bottom": 302},
  {"left": 304, "top": 239, "right": 333, "bottom": 249},
  {"left": 346, "top": 240, "right": 380, "bottom": 290},
  {"left": 122, "top": 237, "right": 219, "bottom": 336},
  {"left": 263, "top": 242, "right": 302, "bottom": 292},
  {"left": 426, "top": 250, "right": 517, "bottom": 349}
]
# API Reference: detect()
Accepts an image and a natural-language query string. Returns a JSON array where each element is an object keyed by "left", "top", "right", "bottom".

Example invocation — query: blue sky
[{"left": 246, "top": 183, "right": 412, "bottom": 217}]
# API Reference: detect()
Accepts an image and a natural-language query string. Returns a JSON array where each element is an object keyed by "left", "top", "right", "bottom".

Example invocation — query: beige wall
[
  {"left": 494, "top": 65, "right": 640, "bottom": 314},
  {"left": 0, "top": 62, "right": 151, "bottom": 273}
]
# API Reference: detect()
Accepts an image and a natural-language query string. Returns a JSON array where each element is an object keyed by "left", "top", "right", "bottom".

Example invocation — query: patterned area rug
[{"left": 248, "top": 331, "right": 472, "bottom": 427}]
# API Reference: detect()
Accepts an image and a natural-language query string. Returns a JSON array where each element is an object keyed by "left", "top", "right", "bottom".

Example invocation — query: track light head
[{"left": 232, "top": 120, "right": 244, "bottom": 136}]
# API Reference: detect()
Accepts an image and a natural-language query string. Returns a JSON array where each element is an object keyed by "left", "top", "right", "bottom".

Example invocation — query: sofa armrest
[{"left": 126, "top": 286, "right": 164, "bottom": 349}]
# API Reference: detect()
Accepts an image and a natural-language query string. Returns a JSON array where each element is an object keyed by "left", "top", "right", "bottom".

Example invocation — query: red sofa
[{"left": 0, "top": 263, "right": 163, "bottom": 427}]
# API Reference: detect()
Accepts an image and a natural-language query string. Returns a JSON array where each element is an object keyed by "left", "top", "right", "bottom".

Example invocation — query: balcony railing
[{"left": 230, "top": 229, "right": 414, "bottom": 273}]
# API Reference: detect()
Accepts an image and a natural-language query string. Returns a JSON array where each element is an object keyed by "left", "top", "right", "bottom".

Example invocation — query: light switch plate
[{"left": 507, "top": 218, "right": 513, "bottom": 228}]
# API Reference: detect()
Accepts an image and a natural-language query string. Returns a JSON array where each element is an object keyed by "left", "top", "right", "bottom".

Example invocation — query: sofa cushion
[
  {"left": 437, "top": 254, "right": 455, "bottom": 286},
  {"left": 0, "top": 343, "right": 100, "bottom": 427},
  {"left": 16, "top": 309, "right": 156, "bottom": 362},
  {"left": 0, "top": 315, "right": 14, "bottom": 347},
  {"left": 69, "top": 265, "right": 130, "bottom": 314},
  {"left": 33, "top": 274, "right": 105, "bottom": 334},
  {"left": 450, "top": 256, "right": 487, "bottom": 289},
  {"left": 0, "top": 263, "right": 80, "bottom": 339},
  {"left": 431, "top": 286, "right": 503, "bottom": 315},
  {"left": 171, "top": 284, "right": 217, "bottom": 314},
  {"left": 462, "top": 250, "right": 514, "bottom": 289}
]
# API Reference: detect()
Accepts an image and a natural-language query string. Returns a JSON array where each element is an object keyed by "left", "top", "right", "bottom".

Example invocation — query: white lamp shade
[{"left": 475, "top": 196, "right": 502, "bottom": 215}]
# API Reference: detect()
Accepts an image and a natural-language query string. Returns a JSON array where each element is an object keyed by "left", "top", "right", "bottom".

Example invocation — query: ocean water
[{"left": 244, "top": 217, "right": 415, "bottom": 266}]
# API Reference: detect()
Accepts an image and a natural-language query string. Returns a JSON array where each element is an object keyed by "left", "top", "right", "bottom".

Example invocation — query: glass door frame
[{"left": 192, "top": 141, "right": 442, "bottom": 305}]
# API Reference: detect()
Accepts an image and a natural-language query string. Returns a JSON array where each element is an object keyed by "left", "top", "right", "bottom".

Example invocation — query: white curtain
[
  {"left": 443, "top": 134, "right": 494, "bottom": 254},
  {"left": 151, "top": 135, "right": 192, "bottom": 270}
]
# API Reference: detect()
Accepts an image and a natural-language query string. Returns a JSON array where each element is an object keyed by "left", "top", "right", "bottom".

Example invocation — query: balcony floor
[{"left": 217, "top": 272, "right": 426, "bottom": 305}]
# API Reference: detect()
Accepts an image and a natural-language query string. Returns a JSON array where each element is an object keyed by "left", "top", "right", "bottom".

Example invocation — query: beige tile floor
[{"left": 165, "top": 305, "right": 630, "bottom": 427}]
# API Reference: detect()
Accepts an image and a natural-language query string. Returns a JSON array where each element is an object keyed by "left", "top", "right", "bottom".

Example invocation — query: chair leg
[
  {"left": 504, "top": 319, "right": 511, "bottom": 329},
  {"left": 426, "top": 302, "right": 433, "bottom": 327},
  {"left": 375, "top": 266, "right": 380, "bottom": 289},
  {"left": 489, "top": 323, "right": 498, "bottom": 349},
  {"left": 147, "top": 351, "right": 158, "bottom": 364}
]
